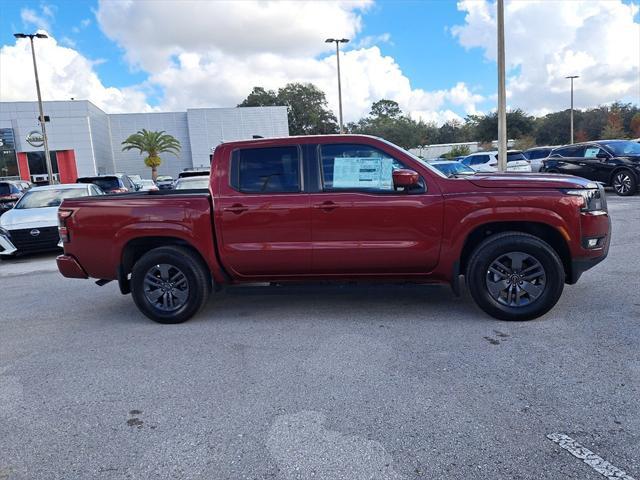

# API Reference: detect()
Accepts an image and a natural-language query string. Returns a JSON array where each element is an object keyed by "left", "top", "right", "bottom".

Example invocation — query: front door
[
  {"left": 215, "top": 145, "right": 311, "bottom": 278},
  {"left": 310, "top": 143, "right": 443, "bottom": 275}
]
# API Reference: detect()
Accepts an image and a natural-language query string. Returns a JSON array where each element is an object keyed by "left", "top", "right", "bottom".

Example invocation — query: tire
[
  {"left": 611, "top": 169, "right": 637, "bottom": 196},
  {"left": 130, "top": 245, "right": 211, "bottom": 324},
  {"left": 465, "top": 232, "right": 565, "bottom": 321}
]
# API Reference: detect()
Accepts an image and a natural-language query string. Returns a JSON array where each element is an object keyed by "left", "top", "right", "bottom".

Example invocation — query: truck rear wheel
[
  {"left": 130, "top": 246, "right": 211, "bottom": 324},
  {"left": 465, "top": 232, "right": 564, "bottom": 321}
]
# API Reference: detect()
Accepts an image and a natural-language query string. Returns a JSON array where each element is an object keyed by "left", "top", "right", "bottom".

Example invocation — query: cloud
[
  {"left": 96, "top": 0, "right": 482, "bottom": 123},
  {"left": 0, "top": 34, "right": 152, "bottom": 114},
  {"left": 20, "top": 7, "right": 51, "bottom": 31},
  {"left": 451, "top": 0, "right": 640, "bottom": 115}
]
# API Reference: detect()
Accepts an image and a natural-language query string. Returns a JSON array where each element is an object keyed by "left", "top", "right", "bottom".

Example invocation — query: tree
[
  {"left": 630, "top": 113, "right": 640, "bottom": 138},
  {"left": 441, "top": 145, "right": 471, "bottom": 159},
  {"left": 601, "top": 111, "right": 626, "bottom": 139},
  {"left": 473, "top": 109, "right": 535, "bottom": 142},
  {"left": 348, "top": 99, "right": 433, "bottom": 149},
  {"left": 237, "top": 87, "right": 278, "bottom": 107},
  {"left": 238, "top": 83, "right": 338, "bottom": 135},
  {"left": 121, "top": 129, "right": 181, "bottom": 181}
]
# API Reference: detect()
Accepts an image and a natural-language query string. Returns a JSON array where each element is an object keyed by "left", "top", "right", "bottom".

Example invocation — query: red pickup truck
[{"left": 56, "top": 135, "right": 610, "bottom": 324}]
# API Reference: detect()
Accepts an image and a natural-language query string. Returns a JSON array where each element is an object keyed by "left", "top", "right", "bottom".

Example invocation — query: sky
[{"left": 0, "top": 0, "right": 638, "bottom": 125}]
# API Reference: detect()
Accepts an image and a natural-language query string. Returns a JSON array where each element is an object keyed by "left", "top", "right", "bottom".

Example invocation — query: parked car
[
  {"left": 57, "top": 134, "right": 610, "bottom": 324},
  {"left": 155, "top": 176, "right": 174, "bottom": 190},
  {"left": 462, "top": 150, "right": 532, "bottom": 172},
  {"left": 0, "top": 180, "right": 31, "bottom": 216},
  {"left": 136, "top": 179, "right": 159, "bottom": 191},
  {"left": 427, "top": 160, "right": 476, "bottom": 177},
  {"left": 542, "top": 140, "right": 640, "bottom": 196},
  {"left": 523, "top": 146, "right": 556, "bottom": 172},
  {"left": 174, "top": 176, "right": 210, "bottom": 190},
  {"left": 0, "top": 183, "right": 103, "bottom": 257},
  {"left": 76, "top": 174, "right": 138, "bottom": 194},
  {"left": 178, "top": 168, "right": 210, "bottom": 179}
]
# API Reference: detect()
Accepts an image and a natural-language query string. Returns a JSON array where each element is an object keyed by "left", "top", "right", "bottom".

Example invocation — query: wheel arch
[
  {"left": 119, "top": 236, "right": 214, "bottom": 294},
  {"left": 458, "top": 221, "right": 572, "bottom": 283}
]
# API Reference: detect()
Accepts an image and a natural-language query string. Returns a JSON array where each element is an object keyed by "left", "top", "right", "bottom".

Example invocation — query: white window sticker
[
  {"left": 332, "top": 157, "right": 394, "bottom": 190},
  {"left": 584, "top": 148, "right": 599, "bottom": 158}
]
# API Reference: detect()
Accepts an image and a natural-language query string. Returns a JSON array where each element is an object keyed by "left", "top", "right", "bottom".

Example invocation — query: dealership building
[{"left": 0, "top": 100, "right": 289, "bottom": 183}]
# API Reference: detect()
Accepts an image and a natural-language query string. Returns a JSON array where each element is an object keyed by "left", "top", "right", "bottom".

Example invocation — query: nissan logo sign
[
  {"left": 26, "top": 130, "right": 45, "bottom": 148},
  {"left": 30, "top": 229, "right": 40, "bottom": 237}
]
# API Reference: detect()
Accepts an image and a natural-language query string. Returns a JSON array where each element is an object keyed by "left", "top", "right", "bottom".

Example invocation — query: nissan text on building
[{"left": 0, "top": 101, "right": 289, "bottom": 183}]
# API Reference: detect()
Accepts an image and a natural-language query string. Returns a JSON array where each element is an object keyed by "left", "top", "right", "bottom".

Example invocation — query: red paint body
[{"left": 56, "top": 135, "right": 610, "bottom": 289}]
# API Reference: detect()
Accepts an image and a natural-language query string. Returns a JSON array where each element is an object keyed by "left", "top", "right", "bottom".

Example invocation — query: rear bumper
[{"left": 56, "top": 254, "right": 88, "bottom": 279}]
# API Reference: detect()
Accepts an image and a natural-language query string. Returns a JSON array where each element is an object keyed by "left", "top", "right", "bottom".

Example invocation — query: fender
[
  {"left": 113, "top": 222, "right": 228, "bottom": 284},
  {"left": 432, "top": 205, "right": 575, "bottom": 282}
]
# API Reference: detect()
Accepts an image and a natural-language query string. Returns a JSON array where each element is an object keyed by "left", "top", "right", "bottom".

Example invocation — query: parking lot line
[{"left": 547, "top": 433, "right": 636, "bottom": 480}]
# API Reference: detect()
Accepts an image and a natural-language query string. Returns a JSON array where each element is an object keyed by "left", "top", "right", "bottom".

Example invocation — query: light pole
[
  {"left": 566, "top": 75, "right": 579, "bottom": 144},
  {"left": 14, "top": 32, "right": 55, "bottom": 184},
  {"left": 496, "top": 0, "right": 507, "bottom": 172},
  {"left": 325, "top": 38, "right": 349, "bottom": 134}
]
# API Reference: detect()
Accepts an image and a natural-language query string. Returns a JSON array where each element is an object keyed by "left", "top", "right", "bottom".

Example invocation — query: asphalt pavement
[{"left": 1, "top": 194, "right": 638, "bottom": 480}]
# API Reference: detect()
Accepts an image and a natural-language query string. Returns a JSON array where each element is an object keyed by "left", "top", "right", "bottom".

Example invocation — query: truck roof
[{"left": 219, "top": 134, "right": 382, "bottom": 148}]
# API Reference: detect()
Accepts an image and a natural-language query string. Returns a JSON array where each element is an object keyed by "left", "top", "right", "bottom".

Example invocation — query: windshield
[
  {"left": 0, "top": 183, "right": 16, "bottom": 195},
  {"left": 175, "top": 178, "right": 210, "bottom": 190},
  {"left": 16, "top": 188, "right": 88, "bottom": 209},
  {"left": 506, "top": 152, "right": 527, "bottom": 162},
  {"left": 156, "top": 176, "right": 173, "bottom": 182},
  {"left": 601, "top": 140, "right": 640, "bottom": 156},
  {"left": 433, "top": 162, "right": 475, "bottom": 177},
  {"left": 78, "top": 177, "right": 120, "bottom": 191}
]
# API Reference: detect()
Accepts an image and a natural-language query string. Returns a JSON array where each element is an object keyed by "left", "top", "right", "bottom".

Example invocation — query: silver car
[{"left": 0, "top": 183, "right": 103, "bottom": 257}]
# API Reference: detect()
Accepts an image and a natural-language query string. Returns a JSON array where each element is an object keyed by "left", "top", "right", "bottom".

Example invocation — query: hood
[
  {"left": 467, "top": 173, "right": 598, "bottom": 190},
  {"left": 0, "top": 206, "right": 59, "bottom": 230}
]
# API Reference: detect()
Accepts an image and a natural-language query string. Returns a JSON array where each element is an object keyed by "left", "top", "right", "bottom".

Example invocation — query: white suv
[{"left": 462, "top": 150, "right": 532, "bottom": 173}]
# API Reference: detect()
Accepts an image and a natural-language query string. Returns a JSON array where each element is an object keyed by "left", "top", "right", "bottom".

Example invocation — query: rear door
[
  {"left": 215, "top": 145, "right": 312, "bottom": 277},
  {"left": 309, "top": 142, "right": 443, "bottom": 275},
  {"left": 553, "top": 145, "right": 586, "bottom": 176}
]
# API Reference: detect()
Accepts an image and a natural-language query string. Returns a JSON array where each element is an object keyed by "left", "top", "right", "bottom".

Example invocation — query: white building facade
[{"left": 0, "top": 100, "right": 289, "bottom": 183}]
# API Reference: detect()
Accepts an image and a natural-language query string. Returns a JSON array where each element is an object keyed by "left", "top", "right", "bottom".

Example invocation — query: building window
[
  {"left": 0, "top": 149, "right": 19, "bottom": 178},
  {"left": 27, "top": 151, "right": 59, "bottom": 175}
]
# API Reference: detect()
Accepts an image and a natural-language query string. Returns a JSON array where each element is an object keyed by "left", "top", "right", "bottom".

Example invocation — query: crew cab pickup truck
[{"left": 56, "top": 135, "right": 611, "bottom": 324}]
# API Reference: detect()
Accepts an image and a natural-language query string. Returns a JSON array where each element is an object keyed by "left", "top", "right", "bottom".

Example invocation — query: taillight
[{"left": 58, "top": 209, "right": 74, "bottom": 243}]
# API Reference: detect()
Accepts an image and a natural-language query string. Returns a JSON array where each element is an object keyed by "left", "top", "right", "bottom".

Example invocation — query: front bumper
[
  {"left": 0, "top": 233, "right": 17, "bottom": 255},
  {"left": 568, "top": 213, "right": 612, "bottom": 284}
]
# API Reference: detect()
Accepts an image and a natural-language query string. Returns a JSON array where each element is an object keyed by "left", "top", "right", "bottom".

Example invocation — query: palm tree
[{"left": 121, "top": 129, "right": 181, "bottom": 181}]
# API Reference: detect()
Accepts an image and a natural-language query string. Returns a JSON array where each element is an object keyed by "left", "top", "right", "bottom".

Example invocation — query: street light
[
  {"left": 566, "top": 75, "right": 579, "bottom": 144},
  {"left": 496, "top": 0, "right": 507, "bottom": 172},
  {"left": 325, "top": 38, "right": 349, "bottom": 134},
  {"left": 14, "top": 32, "right": 55, "bottom": 184}
]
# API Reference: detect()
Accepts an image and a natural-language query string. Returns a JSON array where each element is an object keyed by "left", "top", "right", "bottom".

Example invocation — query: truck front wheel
[
  {"left": 130, "top": 246, "right": 211, "bottom": 324},
  {"left": 466, "top": 232, "right": 565, "bottom": 321}
]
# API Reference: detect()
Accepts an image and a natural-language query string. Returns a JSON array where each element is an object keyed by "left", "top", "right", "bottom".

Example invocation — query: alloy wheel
[
  {"left": 613, "top": 173, "right": 632, "bottom": 195},
  {"left": 143, "top": 263, "right": 189, "bottom": 311},
  {"left": 485, "top": 251, "right": 546, "bottom": 307}
]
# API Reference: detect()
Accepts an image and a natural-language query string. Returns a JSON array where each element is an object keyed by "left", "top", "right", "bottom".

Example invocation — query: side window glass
[
  {"left": 320, "top": 144, "right": 407, "bottom": 192},
  {"left": 233, "top": 146, "right": 300, "bottom": 193},
  {"left": 584, "top": 147, "right": 601, "bottom": 158}
]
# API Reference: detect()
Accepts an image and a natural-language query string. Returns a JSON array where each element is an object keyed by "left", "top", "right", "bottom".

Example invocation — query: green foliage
[
  {"left": 121, "top": 129, "right": 181, "bottom": 180},
  {"left": 239, "top": 83, "right": 338, "bottom": 135},
  {"left": 348, "top": 99, "right": 439, "bottom": 149},
  {"left": 238, "top": 84, "right": 639, "bottom": 148},
  {"left": 441, "top": 145, "right": 471, "bottom": 159}
]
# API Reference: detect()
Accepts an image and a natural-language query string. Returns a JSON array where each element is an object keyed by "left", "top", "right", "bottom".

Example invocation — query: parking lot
[{"left": 0, "top": 193, "right": 638, "bottom": 480}]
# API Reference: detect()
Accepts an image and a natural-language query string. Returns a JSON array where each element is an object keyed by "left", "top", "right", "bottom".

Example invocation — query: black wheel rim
[
  {"left": 485, "top": 252, "right": 546, "bottom": 307},
  {"left": 613, "top": 173, "right": 632, "bottom": 194},
  {"left": 143, "top": 263, "right": 189, "bottom": 311}
]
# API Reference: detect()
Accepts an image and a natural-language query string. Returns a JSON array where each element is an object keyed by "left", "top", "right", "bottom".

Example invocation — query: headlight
[
  {"left": 0, "top": 227, "right": 9, "bottom": 237},
  {"left": 564, "top": 186, "right": 607, "bottom": 213}
]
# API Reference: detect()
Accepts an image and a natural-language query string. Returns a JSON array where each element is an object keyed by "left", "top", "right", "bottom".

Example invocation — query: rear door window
[
  {"left": 553, "top": 146, "right": 585, "bottom": 157},
  {"left": 231, "top": 146, "right": 300, "bottom": 193}
]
